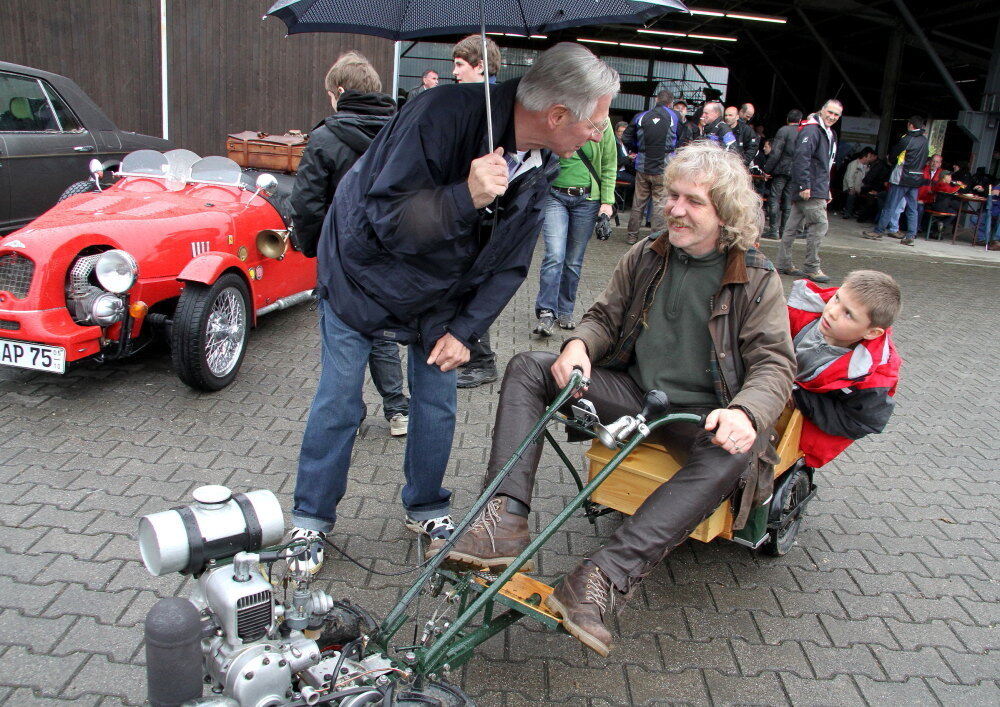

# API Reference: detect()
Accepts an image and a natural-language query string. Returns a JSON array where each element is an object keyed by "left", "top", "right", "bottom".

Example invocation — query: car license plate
[{"left": 0, "top": 339, "right": 66, "bottom": 373}]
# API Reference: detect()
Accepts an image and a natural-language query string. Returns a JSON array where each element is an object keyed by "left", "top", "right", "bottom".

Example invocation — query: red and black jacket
[{"left": 787, "top": 280, "right": 902, "bottom": 468}]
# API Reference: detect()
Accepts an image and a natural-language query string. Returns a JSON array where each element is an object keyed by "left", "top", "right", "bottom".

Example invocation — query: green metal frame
[{"left": 372, "top": 371, "right": 704, "bottom": 678}]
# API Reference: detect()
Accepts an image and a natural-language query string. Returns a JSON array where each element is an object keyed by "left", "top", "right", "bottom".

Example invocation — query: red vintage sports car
[{"left": 0, "top": 149, "right": 316, "bottom": 390}]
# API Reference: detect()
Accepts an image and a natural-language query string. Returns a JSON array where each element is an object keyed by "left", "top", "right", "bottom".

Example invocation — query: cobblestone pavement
[{"left": 0, "top": 218, "right": 997, "bottom": 705}]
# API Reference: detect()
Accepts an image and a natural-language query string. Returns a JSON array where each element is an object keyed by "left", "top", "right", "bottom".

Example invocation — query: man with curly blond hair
[{"left": 433, "top": 142, "right": 795, "bottom": 657}]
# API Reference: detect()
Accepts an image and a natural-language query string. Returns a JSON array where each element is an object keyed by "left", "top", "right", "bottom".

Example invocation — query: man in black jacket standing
[
  {"left": 861, "top": 116, "right": 929, "bottom": 246},
  {"left": 621, "top": 89, "right": 680, "bottom": 244},
  {"left": 733, "top": 103, "right": 760, "bottom": 165},
  {"left": 289, "top": 52, "right": 410, "bottom": 439},
  {"left": 288, "top": 43, "right": 620, "bottom": 574},
  {"left": 762, "top": 109, "right": 802, "bottom": 239},
  {"left": 777, "top": 99, "right": 842, "bottom": 283}
]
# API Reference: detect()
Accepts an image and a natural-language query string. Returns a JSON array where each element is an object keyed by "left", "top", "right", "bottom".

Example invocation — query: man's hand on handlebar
[
  {"left": 704, "top": 408, "right": 756, "bottom": 455},
  {"left": 551, "top": 339, "right": 591, "bottom": 396},
  {"left": 427, "top": 333, "right": 470, "bottom": 372}
]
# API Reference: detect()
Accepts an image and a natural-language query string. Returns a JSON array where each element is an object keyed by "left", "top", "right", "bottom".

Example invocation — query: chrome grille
[
  {"left": 0, "top": 254, "right": 34, "bottom": 298},
  {"left": 236, "top": 590, "right": 272, "bottom": 641},
  {"left": 0, "top": 320, "right": 20, "bottom": 331}
]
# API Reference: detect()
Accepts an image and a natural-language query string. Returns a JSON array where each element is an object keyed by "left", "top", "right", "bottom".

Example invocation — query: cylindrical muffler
[
  {"left": 145, "top": 597, "right": 204, "bottom": 706},
  {"left": 138, "top": 486, "right": 284, "bottom": 576}
]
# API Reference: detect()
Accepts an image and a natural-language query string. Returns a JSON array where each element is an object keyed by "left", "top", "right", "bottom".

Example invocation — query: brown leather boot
[
  {"left": 425, "top": 496, "right": 533, "bottom": 571},
  {"left": 544, "top": 560, "right": 616, "bottom": 656}
]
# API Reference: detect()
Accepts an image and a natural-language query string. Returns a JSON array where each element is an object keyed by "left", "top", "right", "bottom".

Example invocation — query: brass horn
[{"left": 256, "top": 229, "right": 290, "bottom": 260}]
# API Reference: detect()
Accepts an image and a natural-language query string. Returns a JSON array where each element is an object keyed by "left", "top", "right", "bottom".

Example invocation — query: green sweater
[
  {"left": 629, "top": 247, "right": 726, "bottom": 407},
  {"left": 551, "top": 123, "right": 617, "bottom": 205}
]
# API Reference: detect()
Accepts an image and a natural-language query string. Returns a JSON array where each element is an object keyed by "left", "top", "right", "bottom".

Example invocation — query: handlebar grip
[{"left": 639, "top": 390, "right": 669, "bottom": 421}]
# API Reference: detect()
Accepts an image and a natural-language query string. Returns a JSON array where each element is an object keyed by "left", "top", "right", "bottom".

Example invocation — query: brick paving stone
[
  {"left": 0, "top": 646, "right": 87, "bottom": 694},
  {"left": 853, "top": 676, "right": 939, "bottom": 705},
  {"left": 1, "top": 235, "right": 998, "bottom": 703},
  {"left": 5, "top": 687, "right": 99, "bottom": 705}
]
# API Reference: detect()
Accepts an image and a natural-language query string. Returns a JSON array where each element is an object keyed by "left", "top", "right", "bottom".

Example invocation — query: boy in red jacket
[{"left": 787, "top": 270, "right": 902, "bottom": 467}]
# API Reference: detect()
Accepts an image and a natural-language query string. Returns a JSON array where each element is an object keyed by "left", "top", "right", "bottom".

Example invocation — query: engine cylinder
[{"left": 145, "top": 597, "right": 204, "bottom": 706}]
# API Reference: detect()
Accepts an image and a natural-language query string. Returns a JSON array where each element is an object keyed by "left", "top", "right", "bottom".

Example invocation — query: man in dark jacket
[
  {"left": 621, "top": 89, "right": 680, "bottom": 244},
  {"left": 762, "top": 109, "right": 803, "bottom": 239},
  {"left": 862, "top": 116, "right": 929, "bottom": 246},
  {"left": 777, "top": 99, "right": 842, "bottom": 283},
  {"left": 434, "top": 142, "right": 795, "bottom": 657},
  {"left": 289, "top": 43, "right": 620, "bottom": 574},
  {"left": 673, "top": 100, "right": 699, "bottom": 147},
  {"left": 735, "top": 103, "right": 760, "bottom": 165},
  {"left": 288, "top": 51, "right": 410, "bottom": 444},
  {"left": 699, "top": 101, "right": 739, "bottom": 154}
]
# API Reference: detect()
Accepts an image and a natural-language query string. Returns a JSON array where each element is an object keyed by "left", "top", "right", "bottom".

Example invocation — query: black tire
[
  {"left": 762, "top": 465, "right": 812, "bottom": 557},
  {"left": 170, "top": 273, "right": 250, "bottom": 391},
  {"left": 393, "top": 680, "right": 474, "bottom": 706},
  {"left": 57, "top": 180, "right": 98, "bottom": 202}
]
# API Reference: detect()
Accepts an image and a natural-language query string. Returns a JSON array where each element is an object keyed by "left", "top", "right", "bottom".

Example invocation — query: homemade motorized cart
[{"left": 138, "top": 371, "right": 816, "bottom": 705}]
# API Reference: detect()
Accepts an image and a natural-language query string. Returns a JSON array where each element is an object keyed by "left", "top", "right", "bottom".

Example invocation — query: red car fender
[{"left": 177, "top": 252, "right": 257, "bottom": 325}]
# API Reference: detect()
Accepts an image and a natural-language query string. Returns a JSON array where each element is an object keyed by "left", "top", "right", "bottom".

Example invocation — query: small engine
[{"left": 139, "top": 486, "right": 397, "bottom": 707}]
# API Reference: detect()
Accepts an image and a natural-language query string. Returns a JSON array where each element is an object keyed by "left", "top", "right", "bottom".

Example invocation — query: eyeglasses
[{"left": 586, "top": 116, "right": 611, "bottom": 136}]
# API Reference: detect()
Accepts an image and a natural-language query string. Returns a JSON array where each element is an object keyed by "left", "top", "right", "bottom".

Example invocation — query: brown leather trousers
[{"left": 485, "top": 351, "right": 748, "bottom": 594}]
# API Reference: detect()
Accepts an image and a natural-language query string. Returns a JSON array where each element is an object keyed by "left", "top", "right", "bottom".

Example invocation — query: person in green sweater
[{"left": 533, "top": 121, "right": 617, "bottom": 336}]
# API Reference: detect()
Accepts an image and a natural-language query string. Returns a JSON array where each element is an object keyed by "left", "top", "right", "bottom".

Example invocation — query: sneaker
[
  {"left": 389, "top": 413, "right": 408, "bottom": 437},
  {"left": 405, "top": 513, "right": 455, "bottom": 541},
  {"left": 286, "top": 527, "right": 326, "bottom": 575},
  {"left": 426, "top": 496, "right": 533, "bottom": 571},
  {"left": 556, "top": 315, "right": 576, "bottom": 330},
  {"left": 804, "top": 270, "right": 831, "bottom": 283},
  {"left": 456, "top": 365, "right": 498, "bottom": 389},
  {"left": 861, "top": 230, "right": 883, "bottom": 240},
  {"left": 533, "top": 310, "right": 555, "bottom": 337},
  {"left": 778, "top": 267, "right": 805, "bottom": 277},
  {"left": 761, "top": 232, "right": 780, "bottom": 241},
  {"left": 544, "top": 560, "right": 616, "bottom": 656},
  {"left": 899, "top": 238, "right": 915, "bottom": 246}
]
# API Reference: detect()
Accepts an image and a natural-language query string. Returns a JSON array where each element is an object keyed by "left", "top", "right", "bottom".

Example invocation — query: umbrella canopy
[{"left": 266, "top": 0, "right": 688, "bottom": 39}]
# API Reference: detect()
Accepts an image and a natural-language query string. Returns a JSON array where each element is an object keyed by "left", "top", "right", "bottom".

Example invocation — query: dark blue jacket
[
  {"left": 317, "top": 78, "right": 559, "bottom": 353},
  {"left": 791, "top": 113, "right": 837, "bottom": 199},
  {"left": 622, "top": 104, "right": 679, "bottom": 175}
]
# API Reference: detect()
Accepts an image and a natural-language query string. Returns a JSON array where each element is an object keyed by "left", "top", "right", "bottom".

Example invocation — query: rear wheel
[
  {"left": 170, "top": 273, "right": 250, "bottom": 391},
  {"left": 762, "top": 465, "right": 812, "bottom": 556}
]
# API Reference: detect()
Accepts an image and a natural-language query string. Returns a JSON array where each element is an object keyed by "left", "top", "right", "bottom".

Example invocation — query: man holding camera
[{"left": 532, "top": 121, "right": 617, "bottom": 337}]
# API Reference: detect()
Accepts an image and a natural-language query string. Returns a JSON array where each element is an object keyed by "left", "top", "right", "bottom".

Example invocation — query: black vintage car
[{"left": 0, "top": 61, "right": 171, "bottom": 234}]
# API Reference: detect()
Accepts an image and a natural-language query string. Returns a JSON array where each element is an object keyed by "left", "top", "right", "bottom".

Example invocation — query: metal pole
[
  {"left": 890, "top": 0, "right": 973, "bottom": 112},
  {"left": 391, "top": 41, "right": 401, "bottom": 105},
  {"left": 480, "top": 4, "right": 494, "bottom": 152},
  {"left": 795, "top": 8, "right": 872, "bottom": 115},
  {"left": 877, "top": 29, "right": 904, "bottom": 156}
]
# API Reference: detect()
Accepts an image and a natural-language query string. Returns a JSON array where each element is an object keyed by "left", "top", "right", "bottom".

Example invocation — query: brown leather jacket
[{"left": 570, "top": 235, "right": 795, "bottom": 528}]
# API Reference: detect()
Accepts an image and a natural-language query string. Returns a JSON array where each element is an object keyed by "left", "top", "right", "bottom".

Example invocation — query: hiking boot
[
  {"left": 389, "top": 413, "right": 408, "bottom": 437},
  {"left": 456, "top": 365, "right": 498, "bottom": 389},
  {"left": 556, "top": 315, "right": 576, "bottom": 330},
  {"left": 426, "top": 496, "right": 533, "bottom": 571},
  {"left": 533, "top": 310, "right": 555, "bottom": 337},
  {"left": 624, "top": 234, "right": 638, "bottom": 245},
  {"left": 899, "top": 237, "right": 915, "bottom": 246},
  {"left": 887, "top": 231, "right": 904, "bottom": 239},
  {"left": 804, "top": 270, "right": 831, "bottom": 283},
  {"left": 778, "top": 267, "right": 805, "bottom": 277},
  {"left": 544, "top": 560, "right": 616, "bottom": 656},
  {"left": 405, "top": 513, "right": 455, "bottom": 541},
  {"left": 860, "top": 230, "right": 883, "bottom": 240},
  {"left": 286, "top": 527, "right": 326, "bottom": 575}
]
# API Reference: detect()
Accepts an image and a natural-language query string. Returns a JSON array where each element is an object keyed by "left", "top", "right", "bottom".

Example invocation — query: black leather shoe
[{"left": 456, "top": 366, "right": 498, "bottom": 388}]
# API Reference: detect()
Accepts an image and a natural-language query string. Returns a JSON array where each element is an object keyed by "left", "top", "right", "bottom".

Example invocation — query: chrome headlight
[
  {"left": 91, "top": 292, "right": 125, "bottom": 326},
  {"left": 95, "top": 250, "right": 138, "bottom": 294}
]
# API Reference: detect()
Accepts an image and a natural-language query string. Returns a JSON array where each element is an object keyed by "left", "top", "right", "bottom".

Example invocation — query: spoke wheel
[{"left": 170, "top": 273, "right": 250, "bottom": 391}]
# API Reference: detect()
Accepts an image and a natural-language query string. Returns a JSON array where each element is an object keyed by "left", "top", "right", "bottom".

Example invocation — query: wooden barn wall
[{"left": 0, "top": 1, "right": 394, "bottom": 156}]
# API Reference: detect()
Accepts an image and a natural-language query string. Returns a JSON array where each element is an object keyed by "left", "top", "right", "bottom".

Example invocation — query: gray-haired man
[{"left": 289, "top": 43, "right": 620, "bottom": 575}]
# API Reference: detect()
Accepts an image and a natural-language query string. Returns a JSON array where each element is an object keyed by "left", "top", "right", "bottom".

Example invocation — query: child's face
[
  {"left": 941, "top": 174, "right": 952, "bottom": 184},
  {"left": 818, "top": 285, "right": 885, "bottom": 348}
]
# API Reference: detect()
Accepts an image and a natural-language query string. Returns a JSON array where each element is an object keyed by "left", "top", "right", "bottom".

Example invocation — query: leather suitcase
[{"left": 226, "top": 130, "right": 307, "bottom": 173}]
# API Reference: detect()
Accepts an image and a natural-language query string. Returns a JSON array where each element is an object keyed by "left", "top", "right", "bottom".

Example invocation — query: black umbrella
[{"left": 266, "top": 0, "right": 687, "bottom": 149}]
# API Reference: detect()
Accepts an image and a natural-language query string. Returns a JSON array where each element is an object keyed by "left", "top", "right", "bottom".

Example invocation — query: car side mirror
[
  {"left": 254, "top": 173, "right": 278, "bottom": 197},
  {"left": 89, "top": 158, "right": 104, "bottom": 192}
]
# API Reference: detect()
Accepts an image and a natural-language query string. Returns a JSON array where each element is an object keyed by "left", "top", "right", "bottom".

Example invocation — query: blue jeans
[
  {"left": 536, "top": 190, "right": 599, "bottom": 319},
  {"left": 368, "top": 339, "right": 408, "bottom": 420},
  {"left": 293, "top": 300, "right": 455, "bottom": 532},
  {"left": 875, "top": 185, "right": 919, "bottom": 236}
]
